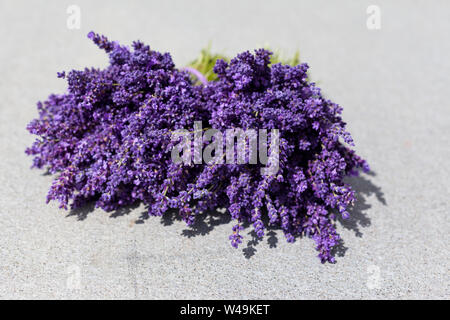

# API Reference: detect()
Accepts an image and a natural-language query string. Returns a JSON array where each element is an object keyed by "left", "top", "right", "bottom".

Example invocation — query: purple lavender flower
[
  {"left": 26, "top": 32, "right": 205, "bottom": 219},
  {"left": 187, "top": 49, "right": 369, "bottom": 262},
  {"left": 26, "top": 33, "right": 369, "bottom": 263}
]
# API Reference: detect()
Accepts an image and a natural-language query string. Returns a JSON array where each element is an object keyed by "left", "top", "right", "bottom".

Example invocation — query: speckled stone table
[{"left": 0, "top": 0, "right": 448, "bottom": 299}]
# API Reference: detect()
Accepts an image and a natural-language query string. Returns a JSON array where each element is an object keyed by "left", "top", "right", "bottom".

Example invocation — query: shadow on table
[
  {"left": 66, "top": 201, "right": 140, "bottom": 221},
  {"left": 332, "top": 172, "right": 387, "bottom": 258},
  {"left": 178, "top": 172, "right": 386, "bottom": 260},
  {"left": 66, "top": 172, "right": 386, "bottom": 261}
]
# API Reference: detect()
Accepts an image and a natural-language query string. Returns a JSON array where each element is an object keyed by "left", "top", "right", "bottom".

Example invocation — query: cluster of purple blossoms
[
  {"left": 196, "top": 50, "right": 369, "bottom": 262},
  {"left": 26, "top": 32, "right": 205, "bottom": 216},
  {"left": 26, "top": 33, "right": 369, "bottom": 263}
]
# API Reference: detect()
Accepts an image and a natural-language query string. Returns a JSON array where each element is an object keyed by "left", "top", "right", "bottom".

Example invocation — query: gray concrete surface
[{"left": 0, "top": 0, "right": 449, "bottom": 299}]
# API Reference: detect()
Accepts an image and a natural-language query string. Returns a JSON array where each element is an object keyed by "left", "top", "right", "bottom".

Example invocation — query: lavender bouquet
[{"left": 26, "top": 33, "right": 369, "bottom": 263}]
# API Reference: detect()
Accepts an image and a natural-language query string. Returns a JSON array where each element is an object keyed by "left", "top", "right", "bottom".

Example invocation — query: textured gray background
[{"left": 0, "top": 0, "right": 449, "bottom": 299}]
